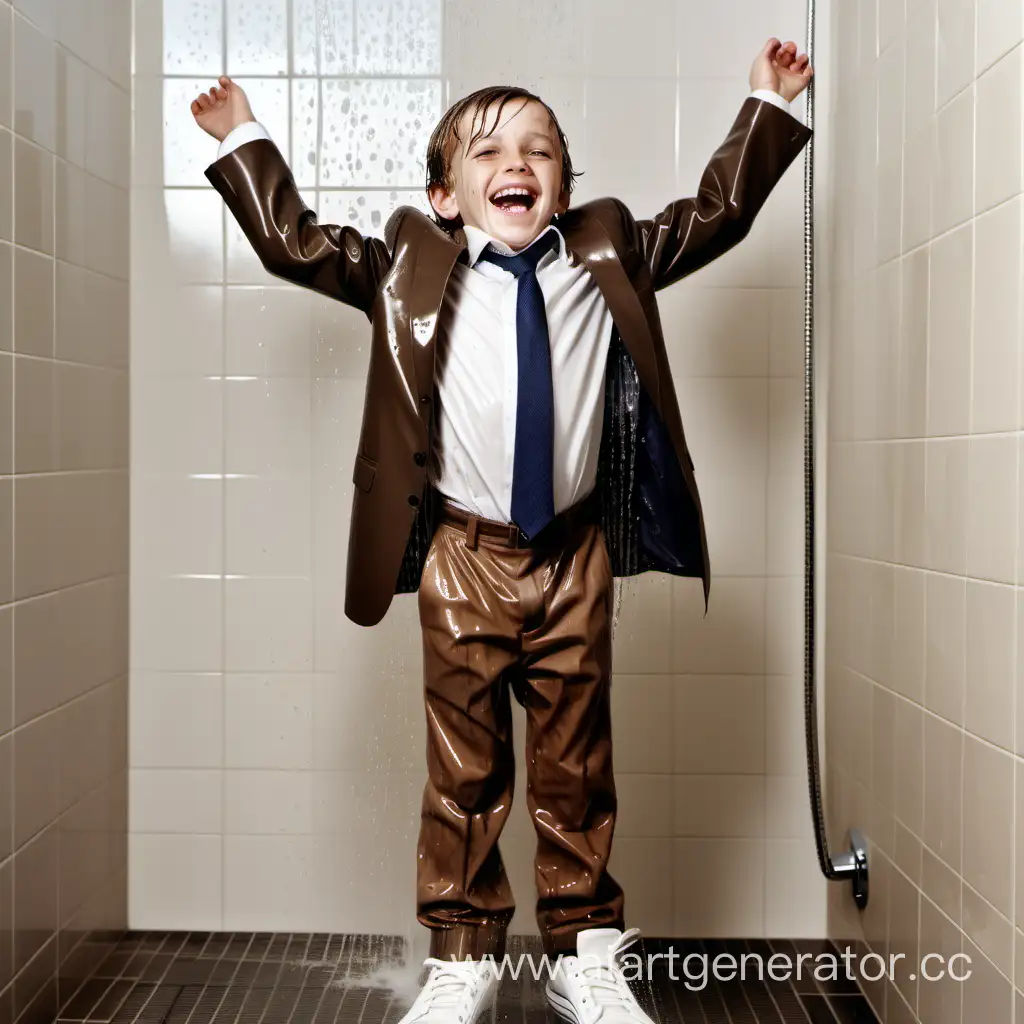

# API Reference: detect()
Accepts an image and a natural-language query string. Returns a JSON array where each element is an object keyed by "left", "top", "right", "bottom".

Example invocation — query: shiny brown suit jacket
[{"left": 206, "top": 97, "right": 811, "bottom": 627}]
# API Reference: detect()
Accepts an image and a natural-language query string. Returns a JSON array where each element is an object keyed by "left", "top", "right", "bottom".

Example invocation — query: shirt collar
[{"left": 463, "top": 223, "right": 567, "bottom": 268}]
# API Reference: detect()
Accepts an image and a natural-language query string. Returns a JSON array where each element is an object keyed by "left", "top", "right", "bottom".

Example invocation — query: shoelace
[
  {"left": 572, "top": 928, "right": 643, "bottom": 1020},
  {"left": 412, "top": 958, "right": 490, "bottom": 1021}
]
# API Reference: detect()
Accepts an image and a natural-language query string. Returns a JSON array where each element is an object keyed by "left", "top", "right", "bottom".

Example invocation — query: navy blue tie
[{"left": 478, "top": 231, "right": 560, "bottom": 540}]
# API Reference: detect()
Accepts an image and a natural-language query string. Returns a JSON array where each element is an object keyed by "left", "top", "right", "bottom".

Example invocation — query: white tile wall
[
  {"left": 673, "top": 838, "right": 766, "bottom": 937},
  {"left": 972, "top": 197, "right": 1023, "bottom": 434},
  {"left": 131, "top": 0, "right": 822, "bottom": 937},
  {"left": 5, "top": 0, "right": 135, "bottom": 927},
  {"left": 825, "top": 0, "right": 1024, "bottom": 1015},
  {"left": 129, "top": 833, "right": 224, "bottom": 929},
  {"left": 975, "top": 46, "right": 1023, "bottom": 215},
  {"left": 933, "top": 84, "right": 975, "bottom": 237}
]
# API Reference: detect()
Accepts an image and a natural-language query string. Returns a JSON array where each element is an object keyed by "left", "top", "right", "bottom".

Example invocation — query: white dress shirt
[
  {"left": 214, "top": 89, "right": 794, "bottom": 523},
  {"left": 431, "top": 224, "right": 614, "bottom": 521}
]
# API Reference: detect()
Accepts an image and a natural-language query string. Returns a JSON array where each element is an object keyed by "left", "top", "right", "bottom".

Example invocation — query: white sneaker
[
  {"left": 395, "top": 957, "right": 498, "bottom": 1024},
  {"left": 545, "top": 928, "right": 655, "bottom": 1024}
]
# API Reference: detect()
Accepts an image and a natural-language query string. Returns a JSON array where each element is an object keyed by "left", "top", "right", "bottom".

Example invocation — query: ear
[
  {"left": 555, "top": 187, "right": 570, "bottom": 217},
  {"left": 428, "top": 183, "right": 460, "bottom": 222}
]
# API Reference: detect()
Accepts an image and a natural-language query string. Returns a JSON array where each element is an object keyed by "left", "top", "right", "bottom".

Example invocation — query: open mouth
[{"left": 489, "top": 186, "right": 538, "bottom": 215}]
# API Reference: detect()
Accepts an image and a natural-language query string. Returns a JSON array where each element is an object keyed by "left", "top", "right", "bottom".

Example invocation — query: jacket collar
[
  {"left": 407, "top": 208, "right": 663, "bottom": 418},
  {"left": 462, "top": 223, "right": 567, "bottom": 267},
  {"left": 558, "top": 211, "right": 663, "bottom": 414}
]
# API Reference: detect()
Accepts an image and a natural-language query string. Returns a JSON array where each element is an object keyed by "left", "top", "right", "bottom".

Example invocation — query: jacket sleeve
[
  {"left": 628, "top": 96, "right": 812, "bottom": 291},
  {"left": 205, "top": 138, "right": 394, "bottom": 315}
]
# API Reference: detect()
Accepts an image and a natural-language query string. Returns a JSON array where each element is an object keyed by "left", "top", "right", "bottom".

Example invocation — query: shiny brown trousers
[{"left": 415, "top": 509, "right": 624, "bottom": 959}]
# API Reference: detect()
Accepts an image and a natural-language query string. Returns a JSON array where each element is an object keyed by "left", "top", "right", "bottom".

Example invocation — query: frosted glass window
[
  {"left": 291, "top": 79, "right": 321, "bottom": 189},
  {"left": 291, "top": 0, "right": 322, "bottom": 75},
  {"left": 164, "top": 0, "right": 223, "bottom": 75},
  {"left": 162, "top": 79, "right": 292, "bottom": 187},
  {"left": 319, "top": 79, "right": 441, "bottom": 188},
  {"left": 232, "top": 78, "right": 291, "bottom": 155},
  {"left": 293, "top": 0, "right": 356, "bottom": 75},
  {"left": 318, "top": 189, "right": 431, "bottom": 237},
  {"left": 354, "top": 0, "right": 442, "bottom": 75},
  {"left": 163, "top": 78, "right": 228, "bottom": 187},
  {"left": 227, "top": 0, "right": 289, "bottom": 76}
]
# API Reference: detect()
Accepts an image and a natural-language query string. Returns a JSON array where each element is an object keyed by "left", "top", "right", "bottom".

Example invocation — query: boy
[{"left": 193, "top": 37, "right": 812, "bottom": 1024}]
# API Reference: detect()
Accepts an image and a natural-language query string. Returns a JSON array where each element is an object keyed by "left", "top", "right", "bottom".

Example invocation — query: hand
[
  {"left": 750, "top": 38, "right": 813, "bottom": 102},
  {"left": 191, "top": 76, "right": 256, "bottom": 142}
]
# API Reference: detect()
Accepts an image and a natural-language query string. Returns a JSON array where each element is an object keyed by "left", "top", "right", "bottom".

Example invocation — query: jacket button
[
  {"left": 420, "top": 394, "right": 431, "bottom": 405},
  {"left": 414, "top": 452, "right": 426, "bottom": 467},
  {"left": 408, "top": 494, "right": 420, "bottom": 507}
]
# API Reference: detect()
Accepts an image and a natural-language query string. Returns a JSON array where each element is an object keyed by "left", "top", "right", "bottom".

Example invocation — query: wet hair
[{"left": 424, "top": 86, "right": 581, "bottom": 233}]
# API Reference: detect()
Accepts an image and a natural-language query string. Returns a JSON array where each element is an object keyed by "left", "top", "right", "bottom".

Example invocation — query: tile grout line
[{"left": 219, "top": 0, "right": 231, "bottom": 938}]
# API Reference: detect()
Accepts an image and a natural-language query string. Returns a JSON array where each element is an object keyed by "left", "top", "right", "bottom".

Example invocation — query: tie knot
[{"left": 478, "top": 230, "right": 559, "bottom": 277}]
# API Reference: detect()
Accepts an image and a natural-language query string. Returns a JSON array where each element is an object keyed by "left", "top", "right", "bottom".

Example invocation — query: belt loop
[{"left": 465, "top": 516, "right": 480, "bottom": 551}]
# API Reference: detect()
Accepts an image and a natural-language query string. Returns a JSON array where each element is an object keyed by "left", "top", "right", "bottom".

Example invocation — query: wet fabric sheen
[{"left": 415, "top": 512, "right": 623, "bottom": 959}]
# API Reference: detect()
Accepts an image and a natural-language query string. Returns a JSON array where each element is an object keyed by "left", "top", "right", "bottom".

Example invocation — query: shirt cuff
[
  {"left": 750, "top": 88, "right": 791, "bottom": 114},
  {"left": 217, "top": 120, "right": 271, "bottom": 159}
]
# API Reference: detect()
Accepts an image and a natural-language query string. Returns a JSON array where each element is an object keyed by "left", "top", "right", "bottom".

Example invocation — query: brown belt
[{"left": 439, "top": 491, "right": 599, "bottom": 551}]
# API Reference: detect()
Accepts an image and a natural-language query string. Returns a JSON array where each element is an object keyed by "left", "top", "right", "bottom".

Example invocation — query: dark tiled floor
[{"left": 54, "top": 933, "right": 879, "bottom": 1024}]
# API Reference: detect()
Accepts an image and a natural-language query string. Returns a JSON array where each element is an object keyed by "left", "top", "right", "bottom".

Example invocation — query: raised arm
[
  {"left": 194, "top": 77, "right": 393, "bottom": 315},
  {"left": 633, "top": 38, "right": 813, "bottom": 291}
]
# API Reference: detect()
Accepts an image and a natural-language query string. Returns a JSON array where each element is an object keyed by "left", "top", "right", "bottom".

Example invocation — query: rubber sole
[{"left": 544, "top": 985, "right": 583, "bottom": 1024}]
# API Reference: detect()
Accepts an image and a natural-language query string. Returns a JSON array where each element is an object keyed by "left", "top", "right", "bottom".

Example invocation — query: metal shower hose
[{"left": 802, "top": 0, "right": 869, "bottom": 908}]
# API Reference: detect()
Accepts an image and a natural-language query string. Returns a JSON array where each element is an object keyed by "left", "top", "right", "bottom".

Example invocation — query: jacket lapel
[
  {"left": 401, "top": 219, "right": 467, "bottom": 431},
  {"left": 559, "top": 214, "right": 663, "bottom": 414},
  {"left": 397, "top": 210, "right": 664, "bottom": 430}
]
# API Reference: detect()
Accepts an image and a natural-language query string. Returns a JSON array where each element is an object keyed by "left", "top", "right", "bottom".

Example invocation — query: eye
[
  {"left": 474, "top": 148, "right": 498, "bottom": 158},
  {"left": 530, "top": 150, "right": 552, "bottom": 158}
]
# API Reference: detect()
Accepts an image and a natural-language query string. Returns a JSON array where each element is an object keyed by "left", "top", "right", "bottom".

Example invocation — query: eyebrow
[{"left": 468, "top": 129, "right": 555, "bottom": 150}]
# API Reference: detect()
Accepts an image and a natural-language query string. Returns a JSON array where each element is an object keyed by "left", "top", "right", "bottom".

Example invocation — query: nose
[{"left": 505, "top": 155, "right": 529, "bottom": 174}]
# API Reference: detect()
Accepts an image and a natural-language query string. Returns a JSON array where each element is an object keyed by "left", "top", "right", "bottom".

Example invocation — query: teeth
[{"left": 492, "top": 187, "right": 534, "bottom": 199}]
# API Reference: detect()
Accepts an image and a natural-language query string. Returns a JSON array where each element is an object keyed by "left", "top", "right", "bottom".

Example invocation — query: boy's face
[{"left": 429, "top": 98, "right": 569, "bottom": 251}]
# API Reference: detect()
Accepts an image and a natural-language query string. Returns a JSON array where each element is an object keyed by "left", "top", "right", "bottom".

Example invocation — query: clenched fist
[
  {"left": 750, "top": 38, "right": 813, "bottom": 102},
  {"left": 191, "top": 76, "right": 256, "bottom": 142}
]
